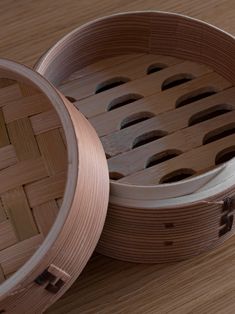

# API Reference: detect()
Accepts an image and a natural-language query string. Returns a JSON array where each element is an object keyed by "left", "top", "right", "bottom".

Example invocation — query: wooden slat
[
  {"left": 33, "top": 200, "right": 59, "bottom": 236},
  {"left": 30, "top": 109, "right": 61, "bottom": 135},
  {"left": 3, "top": 93, "right": 51, "bottom": 123},
  {"left": 0, "top": 220, "right": 18, "bottom": 250},
  {"left": 0, "top": 158, "right": 48, "bottom": 194},
  {"left": 60, "top": 54, "right": 183, "bottom": 100},
  {"left": 0, "top": 145, "right": 17, "bottom": 170},
  {"left": 25, "top": 171, "right": 67, "bottom": 207},
  {"left": 76, "top": 61, "right": 217, "bottom": 118},
  {"left": 0, "top": 234, "right": 43, "bottom": 276},
  {"left": 0, "top": 109, "right": 9, "bottom": 147},
  {"left": 91, "top": 85, "right": 235, "bottom": 137},
  {"left": 7, "top": 117, "right": 40, "bottom": 160},
  {"left": 107, "top": 111, "right": 235, "bottom": 176},
  {"left": 103, "top": 108, "right": 235, "bottom": 159},
  {"left": 1, "top": 187, "right": 39, "bottom": 240},
  {"left": 37, "top": 129, "right": 67, "bottom": 175},
  {"left": 120, "top": 134, "right": 235, "bottom": 185}
]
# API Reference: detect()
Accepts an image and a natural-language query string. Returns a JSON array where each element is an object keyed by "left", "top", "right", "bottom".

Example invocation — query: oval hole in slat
[
  {"left": 161, "top": 73, "right": 194, "bottom": 91},
  {"left": 160, "top": 168, "right": 196, "bottom": 184},
  {"left": 188, "top": 104, "right": 233, "bottom": 126},
  {"left": 109, "top": 172, "right": 124, "bottom": 181},
  {"left": 147, "top": 63, "right": 167, "bottom": 75},
  {"left": 95, "top": 77, "right": 130, "bottom": 94},
  {"left": 176, "top": 87, "right": 217, "bottom": 108},
  {"left": 120, "top": 112, "right": 155, "bottom": 130},
  {"left": 215, "top": 146, "right": 235, "bottom": 165},
  {"left": 132, "top": 130, "right": 167, "bottom": 149},
  {"left": 108, "top": 93, "right": 143, "bottom": 111},
  {"left": 203, "top": 123, "right": 235, "bottom": 145},
  {"left": 146, "top": 150, "right": 182, "bottom": 168}
]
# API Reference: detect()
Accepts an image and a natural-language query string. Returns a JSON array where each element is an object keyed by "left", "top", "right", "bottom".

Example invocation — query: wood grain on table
[{"left": 1, "top": 1, "right": 235, "bottom": 313}]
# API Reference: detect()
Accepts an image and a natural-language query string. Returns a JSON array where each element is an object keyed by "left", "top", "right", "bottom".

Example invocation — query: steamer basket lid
[{"left": 0, "top": 59, "right": 109, "bottom": 313}]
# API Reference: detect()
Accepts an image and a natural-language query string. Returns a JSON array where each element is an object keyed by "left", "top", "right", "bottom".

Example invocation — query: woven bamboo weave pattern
[{"left": 0, "top": 78, "right": 66, "bottom": 282}]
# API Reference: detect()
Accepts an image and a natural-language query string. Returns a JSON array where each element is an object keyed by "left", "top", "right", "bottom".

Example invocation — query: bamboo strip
[
  {"left": 0, "top": 221, "right": 18, "bottom": 251},
  {"left": 30, "top": 109, "right": 61, "bottom": 135},
  {"left": 0, "top": 234, "right": 44, "bottom": 277},
  {"left": 24, "top": 171, "right": 67, "bottom": 207},
  {"left": 0, "top": 84, "right": 22, "bottom": 107},
  {"left": 33, "top": 200, "right": 59, "bottom": 236},
  {"left": 36, "top": 129, "right": 67, "bottom": 175},
  {"left": 7, "top": 118, "right": 40, "bottom": 161},
  {"left": 1, "top": 187, "right": 39, "bottom": 241},
  {"left": 3, "top": 93, "right": 51, "bottom": 123},
  {"left": 0, "top": 145, "right": 17, "bottom": 171}
]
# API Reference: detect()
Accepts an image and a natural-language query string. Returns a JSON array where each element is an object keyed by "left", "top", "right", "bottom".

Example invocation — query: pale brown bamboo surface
[
  {"left": 1, "top": 1, "right": 235, "bottom": 313},
  {"left": 0, "top": 79, "right": 65, "bottom": 282}
]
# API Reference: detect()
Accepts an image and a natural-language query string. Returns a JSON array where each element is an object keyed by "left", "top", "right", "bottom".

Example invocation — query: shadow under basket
[
  {"left": 36, "top": 11, "right": 235, "bottom": 263},
  {"left": 0, "top": 60, "right": 109, "bottom": 313}
]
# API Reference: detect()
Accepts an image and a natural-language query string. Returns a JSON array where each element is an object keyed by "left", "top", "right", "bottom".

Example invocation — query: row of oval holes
[
  {"left": 66, "top": 63, "right": 215, "bottom": 109},
  {"left": 110, "top": 119, "right": 235, "bottom": 183},
  {"left": 65, "top": 63, "right": 169, "bottom": 102},
  {"left": 97, "top": 78, "right": 216, "bottom": 113},
  {"left": 95, "top": 63, "right": 193, "bottom": 95},
  {"left": 66, "top": 66, "right": 220, "bottom": 131},
  {"left": 107, "top": 85, "right": 217, "bottom": 130},
  {"left": 96, "top": 71, "right": 217, "bottom": 130},
  {"left": 110, "top": 144, "right": 235, "bottom": 183}
]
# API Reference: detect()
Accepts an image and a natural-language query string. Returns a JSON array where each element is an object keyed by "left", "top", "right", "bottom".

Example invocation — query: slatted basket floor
[
  {"left": 59, "top": 53, "right": 235, "bottom": 186},
  {"left": 0, "top": 78, "right": 66, "bottom": 283}
]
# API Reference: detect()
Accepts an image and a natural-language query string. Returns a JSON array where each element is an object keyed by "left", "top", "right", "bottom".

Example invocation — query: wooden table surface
[{"left": 1, "top": 1, "right": 235, "bottom": 313}]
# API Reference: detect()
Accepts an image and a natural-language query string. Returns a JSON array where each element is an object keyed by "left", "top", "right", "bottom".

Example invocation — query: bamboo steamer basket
[
  {"left": 0, "top": 59, "right": 109, "bottom": 313},
  {"left": 36, "top": 11, "right": 235, "bottom": 263}
]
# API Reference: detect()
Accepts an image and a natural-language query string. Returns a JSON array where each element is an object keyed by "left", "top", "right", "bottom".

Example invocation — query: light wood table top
[{"left": 1, "top": 1, "right": 235, "bottom": 313}]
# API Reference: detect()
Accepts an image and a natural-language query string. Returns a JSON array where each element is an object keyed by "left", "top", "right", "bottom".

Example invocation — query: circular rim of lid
[
  {"left": 35, "top": 10, "right": 235, "bottom": 208},
  {"left": 0, "top": 58, "right": 109, "bottom": 306}
]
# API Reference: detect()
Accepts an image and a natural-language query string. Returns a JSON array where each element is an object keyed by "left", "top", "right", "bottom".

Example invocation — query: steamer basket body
[{"left": 35, "top": 11, "right": 235, "bottom": 263}]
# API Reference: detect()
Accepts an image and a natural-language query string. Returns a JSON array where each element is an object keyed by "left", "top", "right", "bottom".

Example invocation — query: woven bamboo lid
[
  {"left": 0, "top": 59, "right": 109, "bottom": 313},
  {"left": 35, "top": 11, "right": 235, "bottom": 263}
]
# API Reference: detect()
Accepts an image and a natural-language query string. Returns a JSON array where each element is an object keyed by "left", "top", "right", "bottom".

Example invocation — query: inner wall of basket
[
  {"left": 0, "top": 76, "right": 67, "bottom": 283},
  {"left": 39, "top": 13, "right": 235, "bottom": 186}
]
